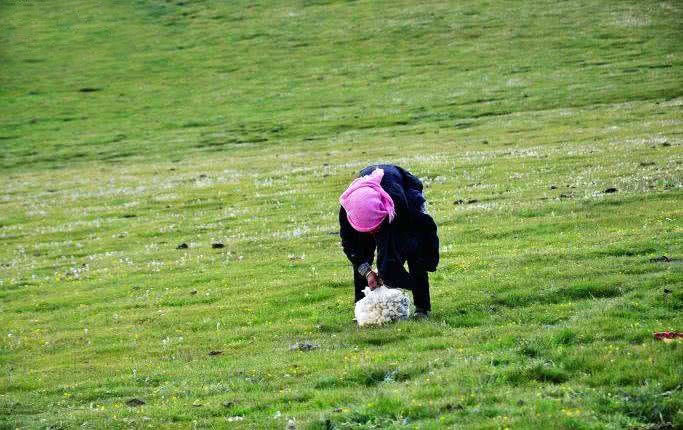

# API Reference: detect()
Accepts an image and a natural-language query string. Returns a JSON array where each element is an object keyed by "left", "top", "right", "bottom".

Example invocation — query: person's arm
[
  {"left": 374, "top": 224, "right": 417, "bottom": 290},
  {"left": 412, "top": 211, "right": 439, "bottom": 272},
  {"left": 339, "top": 207, "right": 375, "bottom": 270},
  {"left": 378, "top": 258, "right": 415, "bottom": 291}
]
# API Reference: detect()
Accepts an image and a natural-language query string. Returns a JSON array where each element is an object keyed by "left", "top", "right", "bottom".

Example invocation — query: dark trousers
[{"left": 353, "top": 259, "right": 431, "bottom": 312}]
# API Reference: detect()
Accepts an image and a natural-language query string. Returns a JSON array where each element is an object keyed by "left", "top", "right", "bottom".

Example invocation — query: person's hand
[{"left": 366, "top": 271, "right": 379, "bottom": 290}]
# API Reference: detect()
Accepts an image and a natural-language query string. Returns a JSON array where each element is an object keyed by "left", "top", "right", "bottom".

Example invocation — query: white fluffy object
[{"left": 355, "top": 286, "right": 412, "bottom": 327}]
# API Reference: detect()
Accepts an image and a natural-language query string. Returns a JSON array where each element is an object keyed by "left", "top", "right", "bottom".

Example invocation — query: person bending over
[{"left": 339, "top": 164, "right": 439, "bottom": 318}]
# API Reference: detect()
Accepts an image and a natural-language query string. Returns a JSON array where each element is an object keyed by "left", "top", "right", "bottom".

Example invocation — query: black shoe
[{"left": 414, "top": 309, "right": 430, "bottom": 319}]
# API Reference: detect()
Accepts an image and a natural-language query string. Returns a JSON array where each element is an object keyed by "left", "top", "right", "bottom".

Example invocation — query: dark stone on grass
[
  {"left": 122, "top": 214, "right": 136, "bottom": 218},
  {"left": 604, "top": 187, "right": 618, "bottom": 193},
  {"left": 550, "top": 185, "right": 557, "bottom": 189},
  {"left": 290, "top": 342, "right": 319, "bottom": 352},
  {"left": 190, "top": 290, "right": 197, "bottom": 295},
  {"left": 443, "top": 403, "right": 464, "bottom": 412},
  {"left": 78, "top": 87, "right": 102, "bottom": 93},
  {"left": 176, "top": 243, "right": 189, "bottom": 249},
  {"left": 467, "top": 199, "right": 479, "bottom": 204},
  {"left": 454, "top": 199, "right": 464, "bottom": 205},
  {"left": 208, "top": 350, "right": 223, "bottom": 356},
  {"left": 211, "top": 242, "right": 225, "bottom": 249},
  {"left": 661, "top": 141, "right": 671, "bottom": 147},
  {"left": 126, "top": 398, "right": 145, "bottom": 407},
  {"left": 650, "top": 255, "right": 672, "bottom": 263}
]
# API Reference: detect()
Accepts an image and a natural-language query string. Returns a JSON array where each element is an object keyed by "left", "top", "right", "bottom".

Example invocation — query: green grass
[{"left": 1, "top": 0, "right": 682, "bottom": 428}]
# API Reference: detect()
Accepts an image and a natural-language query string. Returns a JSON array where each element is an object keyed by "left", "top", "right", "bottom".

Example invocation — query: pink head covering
[{"left": 339, "top": 168, "right": 395, "bottom": 232}]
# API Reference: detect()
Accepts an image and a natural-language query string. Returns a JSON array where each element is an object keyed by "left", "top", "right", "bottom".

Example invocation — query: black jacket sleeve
[
  {"left": 412, "top": 211, "right": 439, "bottom": 272},
  {"left": 339, "top": 207, "right": 375, "bottom": 266},
  {"left": 374, "top": 223, "right": 416, "bottom": 289}
]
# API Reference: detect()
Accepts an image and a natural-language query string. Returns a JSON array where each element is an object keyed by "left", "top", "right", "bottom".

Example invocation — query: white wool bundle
[{"left": 355, "top": 285, "right": 412, "bottom": 327}]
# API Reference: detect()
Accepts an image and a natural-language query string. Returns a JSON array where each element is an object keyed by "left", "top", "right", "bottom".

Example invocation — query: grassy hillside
[{"left": 1, "top": 0, "right": 682, "bottom": 428}]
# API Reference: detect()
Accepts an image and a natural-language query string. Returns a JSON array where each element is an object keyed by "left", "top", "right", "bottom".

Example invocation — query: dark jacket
[{"left": 339, "top": 164, "right": 439, "bottom": 290}]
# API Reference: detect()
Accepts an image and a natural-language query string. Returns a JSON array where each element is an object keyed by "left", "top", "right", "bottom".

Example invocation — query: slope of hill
[{"left": 1, "top": 1, "right": 681, "bottom": 428}]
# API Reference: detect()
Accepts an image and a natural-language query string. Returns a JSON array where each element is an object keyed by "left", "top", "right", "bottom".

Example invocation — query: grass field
[{"left": 1, "top": 0, "right": 682, "bottom": 428}]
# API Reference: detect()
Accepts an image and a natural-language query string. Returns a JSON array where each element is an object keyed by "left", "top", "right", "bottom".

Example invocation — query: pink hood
[{"left": 339, "top": 168, "right": 396, "bottom": 232}]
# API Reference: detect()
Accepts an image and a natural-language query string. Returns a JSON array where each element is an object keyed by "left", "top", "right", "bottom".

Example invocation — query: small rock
[
  {"left": 466, "top": 199, "right": 479, "bottom": 204},
  {"left": 289, "top": 342, "right": 319, "bottom": 352},
  {"left": 549, "top": 185, "right": 557, "bottom": 190},
  {"left": 650, "top": 255, "right": 672, "bottom": 263},
  {"left": 190, "top": 290, "right": 197, "bottom": 295},
  {"left": 176, "top": 243, "right": 189, "bottom": 249},
  {"left": 286, "top": 419, "right": 297, "bottom": 430},
  {"left": 443, "top": 403, "right": 464, "bottom": 411},
  {"left": 126, "top": 398, "right": 145, "bottom": 407},
  {"left": 453, "top": 199, "right": 465, "bottom": 205},
  {"left": 661, "top": 141, "right": 671, "bottom": 147},
  {"left": 604, "top": 187, "right": 618, "bottom": 193},
  {"left": 211, "top": 243, "right": 225, "bottom": 249},
  {"left": 208, "top": 350, "right": 223, "bottom": 356}
]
